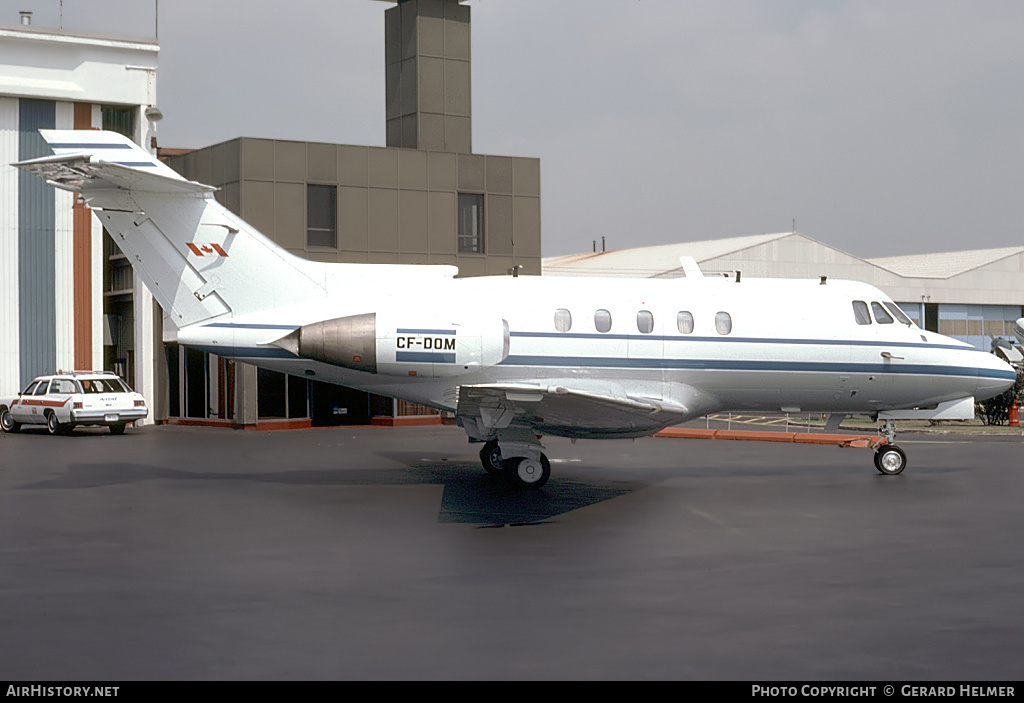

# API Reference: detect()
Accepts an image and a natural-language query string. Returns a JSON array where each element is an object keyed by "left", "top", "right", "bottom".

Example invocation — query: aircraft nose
[{"left": 975, "top": 353, "right": 1018, "bottom": 401}]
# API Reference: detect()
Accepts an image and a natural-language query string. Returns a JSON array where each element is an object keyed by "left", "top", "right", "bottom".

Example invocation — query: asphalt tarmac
[{"left": 1, "top": 422, "right": 1022, "bottom": 681}]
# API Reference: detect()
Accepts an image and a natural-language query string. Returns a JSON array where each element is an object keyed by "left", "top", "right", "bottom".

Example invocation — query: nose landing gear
[{"left": 873, "top": 420, "right": 907, "bottom": 475}]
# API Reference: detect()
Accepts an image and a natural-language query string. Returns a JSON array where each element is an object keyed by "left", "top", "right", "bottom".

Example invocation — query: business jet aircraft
[{"left": 14, "top": 131, "right": 1017, "bottom": 487}]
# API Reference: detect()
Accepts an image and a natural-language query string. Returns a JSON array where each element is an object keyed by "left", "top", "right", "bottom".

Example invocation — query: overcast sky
[{"left": 8, "top": 0, "right": 1023, "bottom": 259}]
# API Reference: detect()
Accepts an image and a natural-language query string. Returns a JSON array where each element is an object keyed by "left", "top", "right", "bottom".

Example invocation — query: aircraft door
[{"left": 627, "top": 308, "right": 665, "bottom": 400}]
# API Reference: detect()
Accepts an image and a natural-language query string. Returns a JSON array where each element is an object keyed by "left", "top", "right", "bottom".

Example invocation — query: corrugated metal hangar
[{"left": 544, "top": 232, "right": 1024, "bottom": 352}]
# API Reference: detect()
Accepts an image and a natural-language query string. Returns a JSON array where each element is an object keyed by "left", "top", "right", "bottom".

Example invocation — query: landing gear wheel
[
  {"left": 0, "top": 408, "right": 19, "bottom": 433},
  {"left": 479, "top": 440, "right": 503, "bottom": 475},
  {"left": 504, "top": 454, "right": 551, "bottom": 489},
  {"left": 46, "top": 411, "right": 63, "bottom": 436},
  {"left": 874, "top": 445, "right": 907, "bottom": 475}
]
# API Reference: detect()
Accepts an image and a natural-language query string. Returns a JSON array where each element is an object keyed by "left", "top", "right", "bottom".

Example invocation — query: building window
[
  {"left": 637, "top": 310, "right": 654, "bottom": 334},
  {"left": 457, "top": 193, "right": 484, "bottom": 253},
  {"left": 554, "top": 308, "right": 572, "bottom": 332},
  {"left": 307, "top": 184, "right": 337, "bottom": 248},
  {"left": 101, "top": 106, "right": 136, "bottom": 138},
  {"left": 595, "top": 309, "right": 612, "bottom": 333}
]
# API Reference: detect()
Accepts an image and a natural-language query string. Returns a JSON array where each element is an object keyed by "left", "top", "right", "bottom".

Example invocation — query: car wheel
[
  {"left": 109, "top": 423, "right": 127, "bottom": 435},
  {"left": 0, "top": 407, "right": 19, "bottom": 433},
  {"left": 46, "top": 411, "right": 62, "bottom": 435}
]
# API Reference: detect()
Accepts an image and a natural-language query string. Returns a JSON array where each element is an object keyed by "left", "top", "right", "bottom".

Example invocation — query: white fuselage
[{"left": 177, "top": 272, "right": 1012, "bottom": 430}]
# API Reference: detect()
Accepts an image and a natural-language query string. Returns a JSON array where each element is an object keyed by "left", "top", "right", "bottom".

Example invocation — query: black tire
[
  {"left": 109, "top": 423, "right": 127, "bottom": 435},
  {"left": 46, "top": 411, "right": 62, "bottom": 435},
  {"left": 0, "top": 407, "right": 19, "bottom": 433},
  {"left": 875, "top": 445, "right": 907, "bottom": 475},
  {"left": 504, "top": 454, "right": 551, "bottom": 489},
  {"left": 479, "top": 440, "right": 503, "bottom": 475}
]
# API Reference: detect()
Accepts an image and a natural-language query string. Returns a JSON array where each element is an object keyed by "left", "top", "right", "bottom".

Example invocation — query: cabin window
[
  {"left": 883, "top": 302, "right": 913, "bottom": 326},
  {"left": 554, "top": 308, "right": 572, "bottom": 332},
  {"left": 715, "top": 311, "right": 732, "bottom": 335},
  {"left": 34, "top": 382, "right": 48, "bottom": 396},
  {"left": 636, "top": 310, "right": 654, "bottom": 334},
  {"left": 595, "top": 309, "right": 612, "bottom": 333},
  {"left": 677, "top": 311, "right": 694, "bottom": 335},
  {"left": 853, "top": 301, "right": 871, "bottom": 325},
  {"left": 871, "top": 302, "right": 894, "bottom": 324}
]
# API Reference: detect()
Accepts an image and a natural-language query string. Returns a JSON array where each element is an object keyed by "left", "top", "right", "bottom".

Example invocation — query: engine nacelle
[{"left": 273, "top": 312, "right": 509, "bottom": 378}]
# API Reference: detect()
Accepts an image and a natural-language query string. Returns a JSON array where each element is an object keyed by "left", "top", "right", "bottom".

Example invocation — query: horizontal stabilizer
[
  {"left": 13, "top": 153, "right": 215, "bottom": 198},
  {"left": 13, "top": 129, "right": 330, "bottom": 328}
]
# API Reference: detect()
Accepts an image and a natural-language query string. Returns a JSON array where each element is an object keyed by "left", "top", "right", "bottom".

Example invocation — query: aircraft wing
[
  {"left": 456, "top": 382, "right": 700, "bottom": 439},
  {"left": 12, "top": 153, "right": 216, "bottom": 197}
]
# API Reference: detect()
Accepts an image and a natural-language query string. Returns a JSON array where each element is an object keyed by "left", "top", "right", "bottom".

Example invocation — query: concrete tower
[{"left": 385, "top": 0, "right": 472, "bottom": 153}]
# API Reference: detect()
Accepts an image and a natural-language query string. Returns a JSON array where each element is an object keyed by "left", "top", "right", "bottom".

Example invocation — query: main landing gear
[
  {"left": 873, "top": 420, "right": 907, "bottom": 475},
  {"left": 479, "top": 439, "right": 551, "bottom": 489}
]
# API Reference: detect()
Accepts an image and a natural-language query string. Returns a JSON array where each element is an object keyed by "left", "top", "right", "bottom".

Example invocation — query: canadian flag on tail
[{"left": 187, "top": 243, "right": 229, "bottom": 257}]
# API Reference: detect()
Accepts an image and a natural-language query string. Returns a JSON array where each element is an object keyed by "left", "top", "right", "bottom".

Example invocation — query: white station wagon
[{"left": 0, "top": 371, "right": 148, "bottom": 435}]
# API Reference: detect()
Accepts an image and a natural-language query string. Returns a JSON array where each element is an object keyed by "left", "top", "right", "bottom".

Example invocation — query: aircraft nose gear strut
[{"left": 873, "top": 420, "right": 907, "bottom": 475}]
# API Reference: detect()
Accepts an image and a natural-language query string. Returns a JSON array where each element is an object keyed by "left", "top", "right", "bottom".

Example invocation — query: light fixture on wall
[{"left": 145, "top": 106, "right": 163, "bottom": 122}]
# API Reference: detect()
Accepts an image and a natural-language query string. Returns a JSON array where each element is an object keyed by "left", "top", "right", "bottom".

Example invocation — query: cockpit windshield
[
  {"left": 853, "top": 300, "right": 916, "bottom": 327},
  {"left": 871, "top": 302, "right": 894, "bottom": 324},
  {"left": 883, "top": 302, "right": 914, "bottom": 326},
  {"left": 852, "top": 301, "right": 871, "bottom": 325}
]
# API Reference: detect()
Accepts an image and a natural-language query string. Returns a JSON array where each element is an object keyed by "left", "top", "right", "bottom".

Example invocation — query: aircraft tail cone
[{"left": 270, "top": 329, "right": 300, "bottom": 356}]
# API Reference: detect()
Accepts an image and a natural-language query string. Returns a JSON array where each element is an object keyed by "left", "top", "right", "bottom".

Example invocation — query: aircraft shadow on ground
[
  {"left": 377, "top": 450, "right": 641, "bottom": 525},
  {"left": 19, "top": 454, "right": 641, "bottom": 526}
]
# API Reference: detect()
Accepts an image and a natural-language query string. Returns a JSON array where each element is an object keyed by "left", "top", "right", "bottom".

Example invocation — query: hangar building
[
  {"left": 544, "top": 232, "right": 1024, "bottom": 352},
  {"left": 0, "top": 12, "right": 162, "bottom": 415}
]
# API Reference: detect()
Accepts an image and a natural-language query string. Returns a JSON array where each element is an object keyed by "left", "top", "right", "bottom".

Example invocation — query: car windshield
[{"left": 80, "top": 378, "right": 128, "bottom": 393}]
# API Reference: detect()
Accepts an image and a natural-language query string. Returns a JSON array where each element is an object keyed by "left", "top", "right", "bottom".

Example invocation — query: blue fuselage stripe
[
  {"left": 49, "top": 143, "right": 133, "bottom": 149},
  {"left": 200, "top": 323, "right": 299, "bottom": 330},
  {"left": 187, "top": 345, "right": 295, "bottom": 359},
  {"left": 396, "top": 351, "right": 456, "bottom": 364},
  {"left": 510, "top": 330, "right": 969, "bottom": 351}
]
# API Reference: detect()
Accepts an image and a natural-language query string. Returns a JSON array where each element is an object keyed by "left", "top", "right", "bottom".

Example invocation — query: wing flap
[{"left": 457, "top": 382, "right": 699, "bottom": 439}]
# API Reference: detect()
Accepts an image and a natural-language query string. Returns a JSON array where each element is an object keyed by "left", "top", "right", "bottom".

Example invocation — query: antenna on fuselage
[{"left": 679, "top": 256, "right": 703, "bottom": 278}]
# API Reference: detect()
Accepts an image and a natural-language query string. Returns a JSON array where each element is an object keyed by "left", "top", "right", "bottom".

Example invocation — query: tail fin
[{"left": 13, "top": 130, "right": 328, "bottom": 328}]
